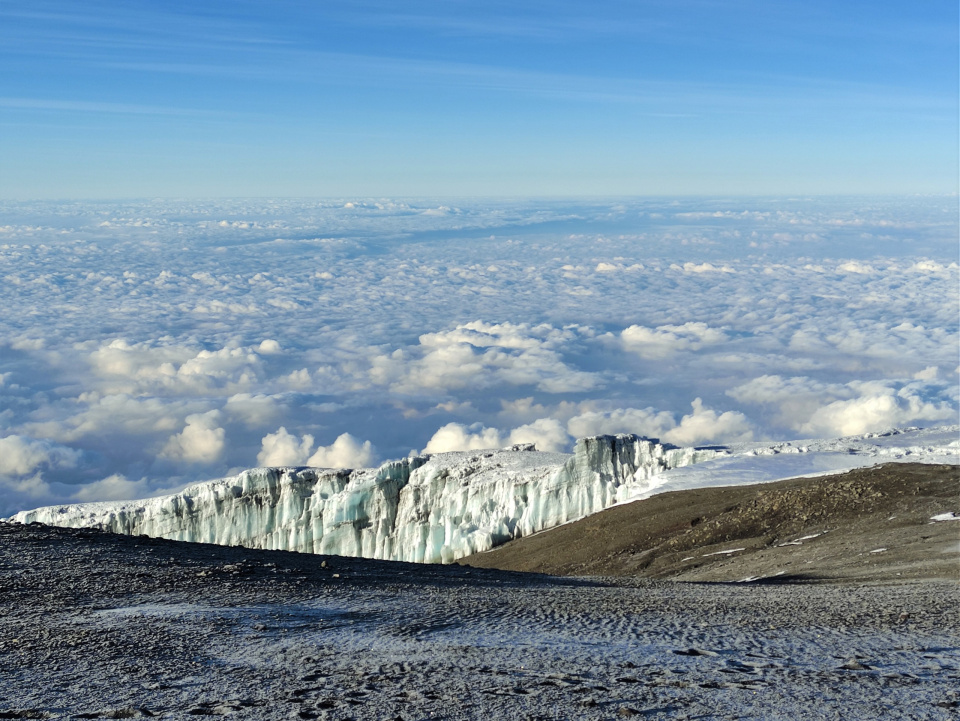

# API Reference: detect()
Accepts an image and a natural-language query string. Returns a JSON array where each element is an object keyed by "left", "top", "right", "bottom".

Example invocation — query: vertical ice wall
[{"left": 10, "top": 435, "right": 714, "bottom": 563}]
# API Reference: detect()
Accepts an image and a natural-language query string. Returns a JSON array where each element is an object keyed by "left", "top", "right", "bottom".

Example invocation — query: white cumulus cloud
[
  {"left": 224, "top": 393, "right": 283, "bottom": 427},
  {"left": 423, "top": 418, "right": 571, "bottom": 454},
  {"left": 88, "top": 339, "right": 266, "bottom": 395},
  {"left": 567, "top": 407, "right": 676, "bottom": 440},
  {"left": 0, "top": 435, "right": 83, "bottom": 515},
  {"left": 621, "top": 322, "right": 727, "bottom": 359},
  {"left": 257, "top": 428, "right": 376, "bottom": 469},
  {"left": 257, "top": 426, "right": 315, "bottom": 466},
  {"left": 729, "top": 375, "right": 956, "bottom": 437},
  {"left": 798, "top": 387, "right": 955, "bottom": 437},
  {"left": 422, "top": 423, "right": 507, "bottom": 454},
  {"left": 258, "top": 339, "right": 282, "bottom": 354},
  {"left": 371, "top": 321, "right": 600, "bottom": 394},
  {"left": 160, "top": 411, "right": 226, "bottom": 463},
  {"left": 71, "top": 474, "right": 152, "bottom": 502},
  {"left": 504, "top": 418, "right": 569, "bottom": 453},
  {"left": 836, "top": 260, "right": 875, "bottom": 275},
  {"left": 306, "top": 434, "right": 376, "bottom": 469},
  {"left": 0, "top": 435, "right": 81, "bottom": 476},
  {"left": 661, "top": 399, "right": 753, "bottom": 445}
]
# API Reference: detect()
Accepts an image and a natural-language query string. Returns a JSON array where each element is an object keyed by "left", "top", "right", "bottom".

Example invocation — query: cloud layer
[{"left": 0, "top": 197, "right": 956, "bottom": 513}]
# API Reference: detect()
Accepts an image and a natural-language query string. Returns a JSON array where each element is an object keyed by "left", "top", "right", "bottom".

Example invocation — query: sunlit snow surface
[
  {"left": 11, "top": 427, "right": 958, "bottom": 563},
  {"left": 0, "top": 197, "right": 957, "bottom": 515}
]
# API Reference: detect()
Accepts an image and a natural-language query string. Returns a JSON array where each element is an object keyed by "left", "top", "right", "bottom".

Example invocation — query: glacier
[
  {"left": 8, "top": 435, "right": 713, "bottom": 564},
  {"left": 9, "top": 426, "right": 958, "bottom": 564}
]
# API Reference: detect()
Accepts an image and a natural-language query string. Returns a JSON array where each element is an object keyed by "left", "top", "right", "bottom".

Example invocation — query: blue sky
[{"left": 0, "top": 1, "right": 957, "bottom": 197}]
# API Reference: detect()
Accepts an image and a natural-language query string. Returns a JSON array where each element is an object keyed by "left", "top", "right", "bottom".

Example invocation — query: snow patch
[
  {"left": 930, "top": 512, "right": 959, "bottom": 522},
  {"left": 703, "top": 547, "right": 746, "bottom": 557},
  {"left": 738, "top": 571, "right": 785, "bottom": 583}
]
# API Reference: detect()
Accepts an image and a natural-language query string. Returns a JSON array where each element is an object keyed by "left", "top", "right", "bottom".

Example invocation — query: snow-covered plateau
[{"left": 9, "top": 426, "right": 959, "bottom": 564}]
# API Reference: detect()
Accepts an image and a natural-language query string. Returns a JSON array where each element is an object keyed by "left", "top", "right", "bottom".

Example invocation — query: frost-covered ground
[
  {"left": 1, "top": 197, "right": 957, "bottom": 516},
  {"left": 1, "top": 522, "right": 957, "bottom": 721}
]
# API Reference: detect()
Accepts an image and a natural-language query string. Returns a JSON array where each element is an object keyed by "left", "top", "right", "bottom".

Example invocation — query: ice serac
[{"left": 10, "top": 435, "right": 713, "bottom": 564}]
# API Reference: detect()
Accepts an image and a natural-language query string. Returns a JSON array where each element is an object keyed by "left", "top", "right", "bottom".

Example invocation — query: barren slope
[
  {"left": 461, "top": 463, "right": 960, "bottom": 583},
  {"left": 2, "top": 521, "right": 958, "bottom": 720}
]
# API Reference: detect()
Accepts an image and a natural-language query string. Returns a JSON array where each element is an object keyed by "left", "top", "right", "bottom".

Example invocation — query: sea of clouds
[{"left": 0, "top": 197, "right": 956, "bottom": 515}]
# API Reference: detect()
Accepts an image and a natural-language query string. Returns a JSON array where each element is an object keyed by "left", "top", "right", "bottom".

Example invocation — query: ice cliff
[{"left": 10, "top": 435, "right": 714, "bottom": 564}]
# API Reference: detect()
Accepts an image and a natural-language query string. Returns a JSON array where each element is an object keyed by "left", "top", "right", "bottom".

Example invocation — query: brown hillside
[{"left": 460, "top": 463, "right": 960, "bottom": 583}]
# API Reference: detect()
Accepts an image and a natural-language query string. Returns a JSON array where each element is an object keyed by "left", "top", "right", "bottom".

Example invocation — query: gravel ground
[
  {"left": 1, "top": 521, "right": 958, "bottom": 720},
  {"left": 464, "top": 463, "right": 960, "bottom": 582}
]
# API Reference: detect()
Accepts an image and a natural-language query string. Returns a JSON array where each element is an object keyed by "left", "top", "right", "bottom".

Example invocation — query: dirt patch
[{"left": 460, "top": 463, "right": 960, "bottom": 583}]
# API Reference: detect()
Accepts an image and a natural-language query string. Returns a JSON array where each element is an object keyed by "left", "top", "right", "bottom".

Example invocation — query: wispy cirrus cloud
[{"left": 0, "top": 97, "right": 225, "bottom": 117}]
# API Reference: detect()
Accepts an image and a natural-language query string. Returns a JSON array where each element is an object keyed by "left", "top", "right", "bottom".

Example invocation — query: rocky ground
[
  {"left": 1, "top": 512, "right": 958, "bottom": 720},
  {"left": 463, "top": 463, "right": 960, "bottom": 582}
]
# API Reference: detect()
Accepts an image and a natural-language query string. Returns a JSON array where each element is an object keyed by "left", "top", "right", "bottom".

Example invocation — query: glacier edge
[{"left": 8, "top": 435, "right": 715, "bottom": 564}]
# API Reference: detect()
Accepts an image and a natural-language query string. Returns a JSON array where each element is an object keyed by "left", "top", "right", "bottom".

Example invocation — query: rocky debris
[
  {"left": 839, "top": 660, "right": 873, "bottom": 671},
  {"left": 673, "top": 649, "right": 719, "bottom": 657},
  {"left": 0, "top": 521, "right": 958, "bottom": 720}
]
